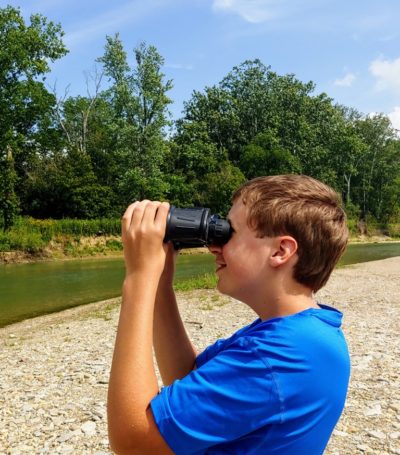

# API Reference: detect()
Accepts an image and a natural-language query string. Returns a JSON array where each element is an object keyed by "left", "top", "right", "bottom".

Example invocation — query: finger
[
  {"left": 121, "top": 201, "right": 140, "bottom": 236},
  {"left": 154, "top": 202, "right": 170, "bottom": 232},
  {"left": 142, "top": 201, "right": 161, "bottom": 230},
  {"left": 131, "top": 200, "right": 151, "bottom": 230}
]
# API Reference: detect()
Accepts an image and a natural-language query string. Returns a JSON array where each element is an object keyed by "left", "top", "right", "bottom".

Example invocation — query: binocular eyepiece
[{"left": 164, "top": 206, "right": 232, "bottom": 250}]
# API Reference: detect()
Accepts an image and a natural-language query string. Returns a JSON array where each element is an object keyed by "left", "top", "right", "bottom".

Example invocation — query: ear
[{"left": 269, "top": 236, "right": 298, "bottom": 268}]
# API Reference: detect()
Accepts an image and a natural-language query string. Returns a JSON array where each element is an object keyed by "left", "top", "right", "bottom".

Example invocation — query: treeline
[{"left": 1, "top": 5, "right": 400, "bottom": 233}]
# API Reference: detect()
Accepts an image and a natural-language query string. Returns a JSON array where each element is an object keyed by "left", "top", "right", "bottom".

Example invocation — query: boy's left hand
[{"left": 121, "top": 200, "right": 170, "bottom": 278}]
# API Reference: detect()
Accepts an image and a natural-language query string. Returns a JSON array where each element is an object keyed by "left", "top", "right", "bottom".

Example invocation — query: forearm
[
  {"left": 108, "top": 274, "right": 159, "bottom": 451},
  {"left": 154, "top": 279, "right": 197, "bottom": 386}
]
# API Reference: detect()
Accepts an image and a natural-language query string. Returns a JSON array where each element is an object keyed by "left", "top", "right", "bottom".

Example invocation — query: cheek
[{"left": 223, "top": 241, "right": 248, "bottom": 271}]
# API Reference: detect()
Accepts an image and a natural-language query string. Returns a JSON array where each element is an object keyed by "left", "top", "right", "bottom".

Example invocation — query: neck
[{"left": 251, "top": 281, "right": 318, "bottom": 321}]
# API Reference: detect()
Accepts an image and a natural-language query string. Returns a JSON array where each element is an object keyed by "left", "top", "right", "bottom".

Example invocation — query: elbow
[
  {"left": 108, "top": 419, "right": 142, "bottom": 454},
  {"left": 108, "top": 430, "right": 127, "bottom": 454},
  {"left": 108, "top": 425, "right": 143, "bottom": 455},
  {"left": 108, "top": 431, "right": 140, "bottom": 455},
  {"left": 108, "top": 413, "right": 159, "bottom": 455}
]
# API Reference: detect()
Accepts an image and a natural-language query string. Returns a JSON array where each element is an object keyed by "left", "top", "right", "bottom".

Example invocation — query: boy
[{"left": 107, "top": 175, "right": 350, "bottom": 454}]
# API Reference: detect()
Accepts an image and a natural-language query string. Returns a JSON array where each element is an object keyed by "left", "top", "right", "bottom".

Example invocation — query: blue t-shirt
[{"left": 151, "top": 304, "right": 350, "bottom": 454}]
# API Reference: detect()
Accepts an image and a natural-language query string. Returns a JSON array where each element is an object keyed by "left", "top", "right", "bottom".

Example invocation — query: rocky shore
[{"left": 1, "top": 257, "right": 399, "bottom": 454}]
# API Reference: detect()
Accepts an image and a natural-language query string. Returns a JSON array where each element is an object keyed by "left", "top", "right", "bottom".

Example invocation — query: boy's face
[{"left": 209, "top": 198, "right": 279, "bottom": 304}]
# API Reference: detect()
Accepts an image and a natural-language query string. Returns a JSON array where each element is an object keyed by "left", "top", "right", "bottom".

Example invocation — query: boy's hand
[{"left": 121, "top": 200, "right": 170, "bottom": 278}]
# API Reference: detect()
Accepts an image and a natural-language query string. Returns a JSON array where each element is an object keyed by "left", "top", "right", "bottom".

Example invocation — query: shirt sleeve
[
  {"left": 150, "top": 337, "right": 282, "bottom": 455},
  {"left": 196, "top": 318, "right": 262, "bottom": 368},
  {"left": 195, "top": 337, "right": 228, "bottom": 368}
]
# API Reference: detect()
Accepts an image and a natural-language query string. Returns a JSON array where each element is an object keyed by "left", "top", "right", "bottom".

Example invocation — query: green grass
[
  {"left": 0, "top": 229, "right": 47, "bottom": 253},
  {"left": 13, "top": 217, "right": 121, "bottom": 238},
  {"left": 90, "top": 302, "right": 120, "bottom": 321},
  {"left": 174, "top": 273, "right": 217, "bottom": 291},
  {"left": 346, "top": 217, "right": 400, "bottom": 239},
  {"left": 0, "top": 217, "right": 121, "bottom": 254}
]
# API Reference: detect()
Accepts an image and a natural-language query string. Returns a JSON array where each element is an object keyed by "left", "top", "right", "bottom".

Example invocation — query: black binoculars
[{"left": 164, "top": 206, "right": 232, "bottom": 250}]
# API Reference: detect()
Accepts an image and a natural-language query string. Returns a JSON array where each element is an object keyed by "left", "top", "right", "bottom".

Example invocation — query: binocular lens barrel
[{"left": 164, "top": 206, "right": 232, "bottom": 249}]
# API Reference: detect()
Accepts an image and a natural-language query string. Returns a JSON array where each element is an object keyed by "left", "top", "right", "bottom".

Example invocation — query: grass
[
  {"left": 1, "top": 216, "right": 399, "bottom": 261},
  {"left": 174, "top": 273, "right": 217, "bottom": 291},
  {"left": 90, "top": 302, "right": 120, "bottom": 321},
  {"left": 0, "top": 216, "right": 122, "bottom": 255},
  {"left": 347, "top": 217, "right": 400, "bottom": 239}
]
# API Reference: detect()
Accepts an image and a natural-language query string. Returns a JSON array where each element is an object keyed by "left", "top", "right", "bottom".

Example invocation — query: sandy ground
[{"left": 0, "top": 257, "right": 399, "bottom": 454}]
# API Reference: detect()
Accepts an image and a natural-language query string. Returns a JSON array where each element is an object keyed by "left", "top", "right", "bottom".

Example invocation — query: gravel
[{"left": 1, "top": 256, "right": 399, "bottom": 454}]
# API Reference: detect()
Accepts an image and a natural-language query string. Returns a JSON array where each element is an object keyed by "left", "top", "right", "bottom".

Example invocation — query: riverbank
[
  {"left": 0, "top": 236, "right": 213, "bottom": 265},
  {"left": 1, "top": 233, "right": 399, "bottom": 265},
  {"left": 1, "top": 257, "right": 399, "bottom": 454}
]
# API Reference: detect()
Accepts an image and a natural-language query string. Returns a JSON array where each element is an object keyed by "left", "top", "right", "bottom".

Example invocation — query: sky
[{"left": 7, "top": 0, "right": 400, "bottom": 130}]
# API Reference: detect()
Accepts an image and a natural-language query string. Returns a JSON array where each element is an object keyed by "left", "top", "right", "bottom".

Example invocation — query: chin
[
  {"left": 216, "top": 280, "right": 234, "bottom": 299},
  {"left": 216, "top": 279, "right": 227, "bottom": 295}
]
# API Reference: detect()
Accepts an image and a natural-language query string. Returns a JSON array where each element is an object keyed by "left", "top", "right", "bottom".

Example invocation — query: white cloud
[
  {"left": 212, "top": 0, "right": 280, "bottom": 23},
  {"left": 65, "top": 1, "right": 168, "bottom": 47},
  {"left": 165, "top": 63, "right": 194, "bottom": 71},
  {"left": 369, "top": 56, "right": 400, "bottom": 94},
  {"left": 388, "top": 107, "right": 400, "bottom": 131},
  {"left": 378, "top": 33, "right": 397, "bottom": 42},
  {"left": 334, "top": 73, "right": 356, "bottom": 87}
]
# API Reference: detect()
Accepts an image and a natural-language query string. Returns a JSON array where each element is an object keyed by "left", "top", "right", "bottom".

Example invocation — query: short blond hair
[{"left": 232, "top": 175, "right": 348, "bottom": 292}]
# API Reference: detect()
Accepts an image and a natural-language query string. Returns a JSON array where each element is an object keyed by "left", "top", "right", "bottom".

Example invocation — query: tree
[
  {"left": 240, "top": 130, "right": 302, "bottom": 179},
  {"left": 351, "top": 115, "right": 397, "bottom": 219},
  {"left": 53, "top": 68, "right": 104, "bottom": 155},
  {"left": 0, "top": 144, "right": 19, "bottom": 230},
  {"left": 98, "top": 35, "right": 173, "bottom": 202},
  {"left": 26, "top": 149, "right": 115, "bottom": 219},
  {"left": 0, "top": 5, "right": 67, "bottom": 225},
  {"left": 177, "top": 59, "right": 346, "bottom": 187},
  {"left": 180, "top": 60, "right": 275, "bottom": 164},
  {"left": 197, "top": 162, "right": 245, "bottom": 215}
]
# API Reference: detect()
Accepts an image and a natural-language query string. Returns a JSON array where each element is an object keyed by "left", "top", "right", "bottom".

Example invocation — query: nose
[{"left": 207, "top": 243, "right": 222, "bottom": 255}]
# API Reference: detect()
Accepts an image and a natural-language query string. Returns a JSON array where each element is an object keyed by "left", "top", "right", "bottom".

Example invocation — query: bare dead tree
[{"left": 50, "top": 66, "right": 104, "bottom": 154}]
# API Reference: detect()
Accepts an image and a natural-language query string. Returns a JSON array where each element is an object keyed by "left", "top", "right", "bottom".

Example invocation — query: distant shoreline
[
  {"left": 0, "top": 244, "right": 209, "bottom": 265},
  {"left": 1, "top": 235, "right": 399, "bottom": 265}
]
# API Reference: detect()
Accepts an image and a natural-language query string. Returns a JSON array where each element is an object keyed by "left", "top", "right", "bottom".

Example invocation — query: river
[{"left": 1, "top": 242, "right": 400, "bottom": 328}]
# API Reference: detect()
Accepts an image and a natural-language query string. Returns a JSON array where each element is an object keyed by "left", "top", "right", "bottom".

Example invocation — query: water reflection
[{"left": 1, "top": 243, "right": 400, "bottom": 328}]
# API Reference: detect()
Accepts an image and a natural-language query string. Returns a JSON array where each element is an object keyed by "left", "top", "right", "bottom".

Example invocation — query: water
[
  {"left": 1, "top": 242, "right": 400, "bottom": 328},
  {"left": 0, "top": 253, "right": 214, "bottom": 328},
  {"left": 338, "top": 242, "right": 400, "bottom": 266}
]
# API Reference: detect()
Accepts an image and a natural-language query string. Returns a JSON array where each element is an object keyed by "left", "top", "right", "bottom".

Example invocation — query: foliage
[
  {"left": 1, "top": 6, "right": 399, "bottom": 241},
  {"left": 0, "top": 5, "right": 67, "bottom": 228},
  {"left": 0, "top": 145, "right": 19, "bottom": 230},
  {"left": 174, "top": 273, "right": 217, "bottom": 291},
  {"left": 0, "top": 216, "right": 121, "bottom": 253},
  {"left": 97, "top": 35, "right": 173, "bottom": 204}
]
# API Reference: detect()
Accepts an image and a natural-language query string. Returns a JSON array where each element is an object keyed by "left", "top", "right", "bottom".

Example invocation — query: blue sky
[{"left": 9, "top": 0, "right": 400, "bottom": 130}]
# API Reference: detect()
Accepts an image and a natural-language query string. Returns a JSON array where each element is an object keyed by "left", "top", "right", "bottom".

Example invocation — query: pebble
[
  {"left": 357, "top": 444, "right": 372, "bottom": 452},
  {"left": 367, "top": 430, "right": 387, "bottom": 440},
  {"left": 364, "top": 403, "right": 382, "bottom": 416},
  {"left": 0, "top": 257, "right": 399, "bottom": 454},
  {"left": 80, "top": 421, "right": 97, "bottom": 436}
]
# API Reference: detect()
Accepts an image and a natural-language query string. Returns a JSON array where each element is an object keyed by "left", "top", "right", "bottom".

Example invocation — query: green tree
[
  {"left": 0, "top": 5, "right": 67, "bottom": 225},
  {"left": 351, "top": 115, "right": 398, "bottom": 220},
  {"left": 0, "top": 144, "right": 19, "bottom": 230},
  {"left": 240, "top": 130, "right": 302, "bottom": 179},
  {"left": 177, "top": 59, "right": 346, "bottom": 187},
  {"left": 98, "top": 35, "right": 173, "bottom": 202},
  {"left": 197, "top": 162, "right": 246, "bottom": 215},
  {"left": 26, "top": 149, "right": 114, "bottom": 219}
]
